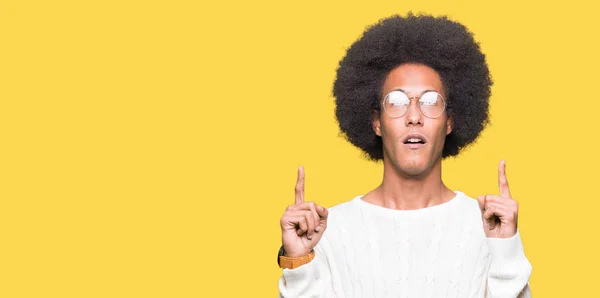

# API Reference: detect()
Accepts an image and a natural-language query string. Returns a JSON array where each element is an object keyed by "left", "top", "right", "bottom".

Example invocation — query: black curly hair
[{"left": 333, "top": 13, "right": 492, "bottom": 161}]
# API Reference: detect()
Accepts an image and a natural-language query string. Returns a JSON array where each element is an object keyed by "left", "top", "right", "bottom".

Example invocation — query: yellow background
[{"left": 1, "top": 0, "right": 598, "bottom": 297}]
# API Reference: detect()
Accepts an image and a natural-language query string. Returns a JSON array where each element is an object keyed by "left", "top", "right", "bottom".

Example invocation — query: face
[{"left": 373, "top": 63, "right": 452, "bottom": 177}]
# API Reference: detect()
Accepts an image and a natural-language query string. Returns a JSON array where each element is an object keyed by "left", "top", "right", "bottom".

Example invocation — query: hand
[
  {"left": 477, "top": 160, "right": 519, "bottom": 238},
  {"left": 280, "top": 166, "right": 329, "bottom": 258}
]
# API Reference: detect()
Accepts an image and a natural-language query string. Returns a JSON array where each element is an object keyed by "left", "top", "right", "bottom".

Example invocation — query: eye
[
  {"left": 419, "top": 91, "right": 440, "bottom": 106},
  {"left": 387, "top": 91, "right": 409, "bottom": 106}
]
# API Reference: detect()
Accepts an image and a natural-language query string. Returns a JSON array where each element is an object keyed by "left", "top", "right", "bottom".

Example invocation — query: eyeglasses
[{"left": 382, "top": 89, "right": 446, "bottom": 119}]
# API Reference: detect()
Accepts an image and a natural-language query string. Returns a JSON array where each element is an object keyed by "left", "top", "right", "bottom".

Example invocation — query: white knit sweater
[{"left": 278, "top": 191, "right": 532, "bottom": 297}]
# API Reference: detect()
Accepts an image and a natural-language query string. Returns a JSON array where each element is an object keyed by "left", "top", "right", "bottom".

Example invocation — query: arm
[
  {"left": 278, "top": 244, "right": 334, "bottom": 297},
  {"left": 278, "top": 166, "right": 332, "bottom": 297},
  {"left": 486, "top": 231, "right": 533, "bottom": 298},
  {"left": 477, "top": 161, "right": 533, "bottom": 297}
]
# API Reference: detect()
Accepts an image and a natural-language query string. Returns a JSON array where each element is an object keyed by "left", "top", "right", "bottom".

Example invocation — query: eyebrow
[{"left": 390, "top": 88, "right": 438, "bottom": 96}]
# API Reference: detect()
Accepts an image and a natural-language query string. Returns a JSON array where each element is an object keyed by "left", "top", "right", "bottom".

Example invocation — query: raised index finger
[
  {"left": 498, "top": 160, "right": 511, "bottom": 198},
  {"left": 295, "top": 165, "right": 305, "bottom": 204}
]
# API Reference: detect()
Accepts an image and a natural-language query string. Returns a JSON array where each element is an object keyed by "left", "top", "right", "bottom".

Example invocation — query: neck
[{"left": 367, "top": 156, "right": 453, "bottom": 210}]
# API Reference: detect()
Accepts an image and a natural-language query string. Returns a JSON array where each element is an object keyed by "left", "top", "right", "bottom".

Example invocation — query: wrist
[
  {"left": 278, "top": 246, "right": 315, "bottom": 269},
  {"left": 281, "top": 244, "right": 311, "bottom": 258}
]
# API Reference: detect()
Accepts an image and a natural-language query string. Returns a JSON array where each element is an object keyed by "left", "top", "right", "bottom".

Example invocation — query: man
[{"left": 278, "top": 13, "right": 532, "bottom": 297}]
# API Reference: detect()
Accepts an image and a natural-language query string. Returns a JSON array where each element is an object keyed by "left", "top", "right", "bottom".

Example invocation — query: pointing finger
[
  {"left": 498, "top": 160, "right": 511, "bottom": 198},
  {"left": 295, "top": 166, "right": 305, "bottom": 204}
]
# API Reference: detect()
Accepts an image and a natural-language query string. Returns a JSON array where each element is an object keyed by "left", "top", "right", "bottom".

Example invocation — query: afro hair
[{"left": 333, "top": 13, "right": 492, "bottom": 161}]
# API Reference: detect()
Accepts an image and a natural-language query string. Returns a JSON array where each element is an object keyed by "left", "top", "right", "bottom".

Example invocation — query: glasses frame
[{"left": 381, "top": 89, "right": 447, "bottom": 119}]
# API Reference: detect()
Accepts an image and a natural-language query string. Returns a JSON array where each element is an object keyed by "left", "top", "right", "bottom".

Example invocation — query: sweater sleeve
[
  {"left": 485, "top": 231, "right": 533, "bottom": 298},
  {"left": 278, "top": 243, "right": 334, "bottom": 298}
]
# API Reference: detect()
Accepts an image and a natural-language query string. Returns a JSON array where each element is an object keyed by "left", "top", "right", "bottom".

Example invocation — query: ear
[
  {"left": 372, "top": 110, "right": 382, "bottom": 136},
  {"left": 446, "top": 116, "right": 453, "bottom": 135}
]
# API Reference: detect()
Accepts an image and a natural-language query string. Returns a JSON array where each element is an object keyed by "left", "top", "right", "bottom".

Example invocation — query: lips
[{"left": 402, "top": 133, "right": 427, "bottom": 149}]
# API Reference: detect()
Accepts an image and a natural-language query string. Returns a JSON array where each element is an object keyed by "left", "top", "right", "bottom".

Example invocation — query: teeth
[{"left": 407, "top": 138, "right": 422, "bottom": 143}]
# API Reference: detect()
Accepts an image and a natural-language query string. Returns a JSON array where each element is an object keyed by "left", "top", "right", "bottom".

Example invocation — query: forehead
[{"left": 382, "top": 63, "right": 445, "bottom": 96}]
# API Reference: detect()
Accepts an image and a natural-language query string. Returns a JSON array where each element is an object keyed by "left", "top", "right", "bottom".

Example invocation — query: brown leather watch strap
[{"left": 279, "top": 250, "right": 315, "bottom": 269}]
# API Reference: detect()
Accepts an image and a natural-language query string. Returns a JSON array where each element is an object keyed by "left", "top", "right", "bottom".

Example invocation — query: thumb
[
  {"left": 477, "top": 195, "right": 486, "bottom": 212},
  {"left": 478, "top": 195, "right": 495, "bottom": 230},
  {"left": 477, "top": 196, "right": 495, "bottom": 229},
  {"left": 315, "top": 205, "right": 328, "bottom": 232},
  {"left": 316, "top": 205, "right": 328, "bottom": 221}
]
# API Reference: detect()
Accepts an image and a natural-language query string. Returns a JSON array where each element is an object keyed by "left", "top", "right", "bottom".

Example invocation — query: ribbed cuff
[
  {"left": 282, "top": 253, "right": 319, "bottom": 282},
  {"left": 486, "top": 230, "right": 526, "bottom": 264}
]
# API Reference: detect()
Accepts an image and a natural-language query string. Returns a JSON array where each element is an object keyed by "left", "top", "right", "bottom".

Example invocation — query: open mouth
[
  {"left": 403, "top": 138, "right": 425, "bottom": 145},
  {"left": 402, "top": 134, "right": 427, "bottom": 149}
]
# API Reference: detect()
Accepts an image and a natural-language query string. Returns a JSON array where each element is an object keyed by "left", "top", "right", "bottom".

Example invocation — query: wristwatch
[{"left": 277, "top": 245, "right": 315, "bottom": 269}]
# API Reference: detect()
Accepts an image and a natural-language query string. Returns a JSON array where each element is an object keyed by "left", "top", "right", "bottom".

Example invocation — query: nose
[{"left": 405, "top": 99, "right": 423, "bottom": 126}]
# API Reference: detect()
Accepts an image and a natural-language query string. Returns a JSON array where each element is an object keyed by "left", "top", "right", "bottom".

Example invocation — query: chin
[{"left": 398, "top": 158, "right": 429, "bottom": 177}]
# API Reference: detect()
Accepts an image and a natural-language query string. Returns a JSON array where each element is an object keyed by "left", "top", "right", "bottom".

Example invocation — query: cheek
[
  {"left": 380, "top": 121, "right": 405, "bottom": 150},
  {"left": 380, "top": 118, "right": 400, "bottom": 136},
  {"left": 429, "top": 121, "right": 450, "bottom": 145}
]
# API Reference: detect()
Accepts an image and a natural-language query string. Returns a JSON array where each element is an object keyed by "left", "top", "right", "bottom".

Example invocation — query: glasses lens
[
  {"left": 383, "top": 91, "right": 409, "bottom": 118},
  {"left": 419, "top": 91, "right": 445, "bottom": 118}
]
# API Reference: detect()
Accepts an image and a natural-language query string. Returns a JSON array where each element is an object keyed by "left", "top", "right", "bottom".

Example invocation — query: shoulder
[
  {"left": 327, "top": 196, "right": 362, "bottom": 219},
  {"left": 454, "top": 191, "right": 480, "bottom": 209},
  {"left": 452, "top": 191, "right": 485, "bottom": 221},
  {"left": 320, "top": 195, "right": 365, "bottom": 234},
  {"left": 451, "top": 192, "right": 490, "bottom": 244}
]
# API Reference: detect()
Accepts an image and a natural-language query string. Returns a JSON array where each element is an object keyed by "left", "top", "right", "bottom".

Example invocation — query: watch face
[{"left": 277, "top": 245, "right": 285, "bottom": 266}]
